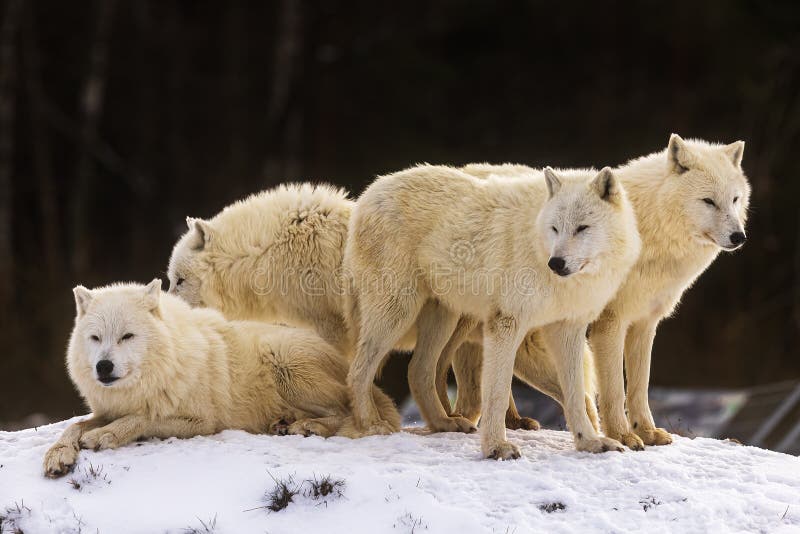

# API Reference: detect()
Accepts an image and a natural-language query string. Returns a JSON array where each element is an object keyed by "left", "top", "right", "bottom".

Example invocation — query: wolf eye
[
  {"left": 551, "top": 226, "right": 558, "bottom": 234},
  {"left": 90, "top": 335, "right": 100, "bottom": 342},
  {"left": 733, "top": 196, "right": 739, "bottom": 203},
  {"left": 575, "top": 225, "right": 589, "bottom": 234},
  {"left": 176, "top": 277, "right": 185, "bottom": 286},
  {"left": 702, "top": 198, "right": 716, "bottom": 207},
  {"left": 120, "top": 333, "right": 134, "bottom": 342}
]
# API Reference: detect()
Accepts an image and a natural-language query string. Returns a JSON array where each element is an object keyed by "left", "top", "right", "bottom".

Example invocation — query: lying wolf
[
  {"left": 345, "top": 164, "right": 641, "bottom": 459},
  {"left": 43, "top": 280, "right": 399, "bottom": 478}
]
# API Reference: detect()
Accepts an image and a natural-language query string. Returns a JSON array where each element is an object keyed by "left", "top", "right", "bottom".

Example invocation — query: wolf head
[
  {"left": 665, "top": 133, "right": 750, "bottom": 251},
  {"left": 69, "top": 279, "right": 164, "bottom": 388},
  {"left": 167, "top": 217, "right": 215, "bottom": 307},
  {"left": 537, "top": 167, "right": 639, "bottom": 277}
]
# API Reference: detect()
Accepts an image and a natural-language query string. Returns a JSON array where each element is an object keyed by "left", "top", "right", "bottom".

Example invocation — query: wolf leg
[
  {"left": 451, "top": 341, "right": 483, "bottom": 424},
  {"left": 451, "top": 334, "right": 541, "bottom": 431},
  {"left": 409, "top": 301, "right": 475, "bottom": 433},
  {"left": 435, "top": 315, "right": 479, "bottom": 416},
  {"left": 589, "top": 312, "right": 644, "bottom": 450},
  {"left": 43, "top": 416, "right": 107, "bottom": 478},
  {"left": 347, "top": 290, "right": 423, "bottom": 435},
  {"left": 511, "top": 333, "right": 599, "bottom": 431},
  {"left": 480, "top": 313, "right": 525, "bottom": 459},
  {"left": 544, "top": 321, "right": 623, "bottom": 454},
  {"left": 262, "top": 342, "right": 351, "bottom": 418},
  {"left": 625, "top": 319, "right": 672, "bottom": 446},
  {"left": 79, "top": 414, "right": 214, "bottom": 450}
]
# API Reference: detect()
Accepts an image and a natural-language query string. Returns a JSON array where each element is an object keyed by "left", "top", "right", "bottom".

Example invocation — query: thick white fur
[
  {"left": 344, "top": 164, "right": 641, "bottom": 458},
  {"left": 438, "top": 164, "right": 600, "bottom": 431},
  {"left": 592, "top": 135, "right": 750, "bottom": 448},
  {"left": 459, "top": 135, "right": 750, "bottom": 450},
  {"left": 167, "top": 183, "right": 354, "bottom": 352},
  {"left": 43, "top": 280, "right": 399, "bottom": 478},
  {"left": 166, "top": 181, "right": 585, "bottom": 433}
]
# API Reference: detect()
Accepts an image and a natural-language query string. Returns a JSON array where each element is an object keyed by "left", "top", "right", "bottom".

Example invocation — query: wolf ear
[
  {"left": 590, "top": 167, "right": 621, "bottom": 204},
  {"left": 667, "top": 133, "right": 694, "bottom": 174},
  {"left": 143, "top": 278, "right": 161, "bottom": 312},
  {"left": 543, "top": 167, "right": 562, "bottom": 198},
  {"left": 185, "top": 217, "right": 212, "bottom": 251},
  {"left": 723, "top": 140, "right": 745, "bottom": 168},
  {"left": 73, "top": 285, "right": 93, "bottom": 317}
]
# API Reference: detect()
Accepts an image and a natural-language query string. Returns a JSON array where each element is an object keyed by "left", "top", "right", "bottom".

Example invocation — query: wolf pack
[{"left": 43, "top": 134, "right": 750, "bottom": 477}]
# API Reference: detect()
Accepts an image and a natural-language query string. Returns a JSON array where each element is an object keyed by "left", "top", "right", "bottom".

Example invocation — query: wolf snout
[
  {"left": 96, "top": 359, "right": 117, "bottom": 384},
  {"left": 547, "top": 256, "right": 570, "bottom": 277},
  {"left": 729, "top": 232, "right": 746, "bottom": 247}
]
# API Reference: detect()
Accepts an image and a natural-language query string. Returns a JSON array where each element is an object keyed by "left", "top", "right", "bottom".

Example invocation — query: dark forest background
[{"left": 1, "top": 0, "right": 798, "bottom": 427}]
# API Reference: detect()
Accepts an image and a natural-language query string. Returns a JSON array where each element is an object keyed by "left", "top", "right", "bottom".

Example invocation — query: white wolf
[
  {"left": 43, "top": 280, "right": 399, "bottom": 478},
  {"left": 344, "top": 164, "right": 641, "bottom": 459},
  {"left": 456, "top": 135, "right": 750, "bottom": 450},
  {"left": 166, "top": 181, "right": 592, "bottom": 433},
  {"left": 590, "top": 134, "right": 750, "bottom": 449},
  {"left": 167, "top": 183, "right": 354, "bottom": 352}
]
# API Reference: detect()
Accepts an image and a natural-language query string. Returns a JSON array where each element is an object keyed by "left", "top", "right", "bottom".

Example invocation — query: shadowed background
[{"left": 1, "top": 0, "right": 798, "bottom": 428}]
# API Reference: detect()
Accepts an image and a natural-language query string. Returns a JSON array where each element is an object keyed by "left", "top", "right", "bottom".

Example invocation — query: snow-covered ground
[{"left": 1, "top": 417, "right": 799, "bottom": 533}]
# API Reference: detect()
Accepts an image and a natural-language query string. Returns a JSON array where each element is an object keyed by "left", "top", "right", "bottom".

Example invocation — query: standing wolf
[
  {"left": 457, "top": 135, "right": 750, "bottom": 449},
  {"left": 345, "top": 164, "right": 641, "bottom": 459},
  {"left": 590, "top": 134, "right": 749, "bottom": 449},
  {"left": 43, "top": 280, "right": 400, "bottom": 478}
]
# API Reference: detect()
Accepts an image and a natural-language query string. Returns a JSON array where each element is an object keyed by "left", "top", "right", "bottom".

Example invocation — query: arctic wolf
[
  {"left": 166, "top": 181, "right": 588, "bottom": 433},
  {"left": 590, "top": 134, "right": 750, "bottom": 449},
  {"left": 43, "top": 280, "right": 399, "bottom": 478},
  {"left": 457, "top": 134, "right": 750, "bottom": 450},
  {"left": 345, "top": 164, "right": 641, "bottom": 459},
  {"left": 167, "top": 183, "right": 354, "bottom": 352}
]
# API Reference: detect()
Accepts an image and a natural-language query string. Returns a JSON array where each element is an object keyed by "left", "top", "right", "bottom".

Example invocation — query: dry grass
[
  {"left": 0, "top": 500, "right": 31, "bottom": 534},
  {"left": 183, "top": 514, "right": 218, "bottom": 533}
]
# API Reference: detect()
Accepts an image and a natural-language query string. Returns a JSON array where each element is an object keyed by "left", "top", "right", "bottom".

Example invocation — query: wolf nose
[
  {"left": 96, "top": 359, "right": 114, "bottom": 377},
  {"left": 730, "top": 232, "right": 746, "bottom": 246},
  {"left": 548, "top": 257, "right": 566, "bottom": 273}
]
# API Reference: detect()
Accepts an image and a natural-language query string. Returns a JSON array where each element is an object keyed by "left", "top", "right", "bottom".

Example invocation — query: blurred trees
[
  {"left": 0, "top": 0, "right": 22, "bottom": 318},
  {"left": 0, "top": 0, "right": 798, "bottom": 423}
]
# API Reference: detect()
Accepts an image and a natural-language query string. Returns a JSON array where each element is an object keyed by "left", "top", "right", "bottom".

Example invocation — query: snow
[{"left": 1, "top": 417, "right": 799, "bottom": 533}]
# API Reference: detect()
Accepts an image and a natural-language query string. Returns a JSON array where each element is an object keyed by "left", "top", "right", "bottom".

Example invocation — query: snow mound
[{"left": 1, "top": 417, "right": 799, "bottom": 533}]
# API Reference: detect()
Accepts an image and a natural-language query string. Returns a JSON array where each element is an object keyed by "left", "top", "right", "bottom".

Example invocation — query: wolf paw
[
  {"left": 43, "top": 443, "right": 79, "bottom": 478},
  {"left": 352, "top": 419, "right": 397, "bottom": 438},
  {"left": 80, "top": 429, "right": 120, "bottom": 451},
  {"left": 269, "top": 418, "right": 295, "bottom": 436},
  {"left": 450, "top": 412, "right": 480, "bottom": 426},
  {"left": 575, "top": 435, "right": 625, "bottom": 454},
  {"left": 606, "top": 430, "right": 645, "bottom": 451},
  {"left": 635, "top": 426, "right": 673, "bottom": 446},
  {"left": 505, "top": 415, "right": 541, "bottom": 431},
  {"left": 484, "top": 440, "right": 521, "bottom": 460},
  {"left": 428, "top": 415, "right": 477, "bottom": 434},
  {"left": 288, "top": 420, "right": 334, "bottom": 438}
]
